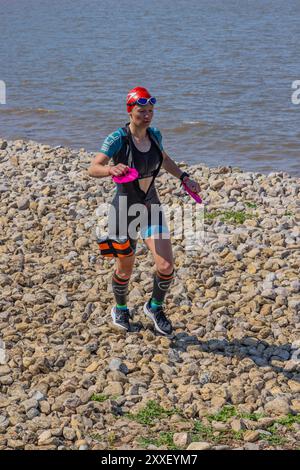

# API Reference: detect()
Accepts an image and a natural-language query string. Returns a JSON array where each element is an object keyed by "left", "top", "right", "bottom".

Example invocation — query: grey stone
[{"left": 109, "top": 359, "right": 129, "bottom": 375}]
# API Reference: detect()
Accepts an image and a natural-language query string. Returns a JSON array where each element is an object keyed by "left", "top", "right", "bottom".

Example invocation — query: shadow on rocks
[{"left": 169, "top": 333, "right": 300, "bottom": 381}]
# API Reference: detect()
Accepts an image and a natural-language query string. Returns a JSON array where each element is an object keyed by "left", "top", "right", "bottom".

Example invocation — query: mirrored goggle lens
[{"left": 137, "top": 97, "right": 156, "bottom": 105}]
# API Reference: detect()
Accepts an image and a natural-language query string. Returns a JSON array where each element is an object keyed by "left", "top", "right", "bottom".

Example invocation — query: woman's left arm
[{"left": 161, "top": 150, "right": 201, "bottom": 193}]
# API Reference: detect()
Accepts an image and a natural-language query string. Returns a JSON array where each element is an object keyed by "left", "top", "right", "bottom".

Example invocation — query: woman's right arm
[{"left": 88, "top": 152, "right": 129, "bottom": 178}]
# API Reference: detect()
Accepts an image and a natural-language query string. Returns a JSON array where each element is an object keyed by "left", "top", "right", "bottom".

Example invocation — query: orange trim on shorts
[
  {"left": 112, "top": 240, "right": 130, "bottom": 249},
  {"left": 98, "top": 242, "right": 110, "bottom": 250}
]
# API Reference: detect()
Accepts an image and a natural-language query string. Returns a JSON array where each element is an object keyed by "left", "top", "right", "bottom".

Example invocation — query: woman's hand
[
  {"left": 108, "top": 164, "right": 129, "bottom": 177},
  {"left": 183, "top": 177, "right": 201, "bottom": 193}
]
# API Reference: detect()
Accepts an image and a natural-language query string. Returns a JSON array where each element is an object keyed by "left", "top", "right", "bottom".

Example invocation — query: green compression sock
[
  {"left": 116, "top": 304, "right": 128, "bottom": 310},
  {"left": 150, "top": 298, "right": 163, "bottom": 310}
]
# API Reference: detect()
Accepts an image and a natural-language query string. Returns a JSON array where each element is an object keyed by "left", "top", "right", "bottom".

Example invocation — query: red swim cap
[{"left": 126, "top": 86, "right": 152, "bottom": 113}]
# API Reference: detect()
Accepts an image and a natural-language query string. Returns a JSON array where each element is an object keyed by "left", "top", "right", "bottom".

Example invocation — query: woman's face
[{"left": 129, "top": 103, "right": 154, "bottom": 126}]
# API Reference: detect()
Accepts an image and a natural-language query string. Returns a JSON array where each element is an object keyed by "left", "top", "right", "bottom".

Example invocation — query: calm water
[{"left": 1, "top": 0, "right": 300, "bottom": 176}]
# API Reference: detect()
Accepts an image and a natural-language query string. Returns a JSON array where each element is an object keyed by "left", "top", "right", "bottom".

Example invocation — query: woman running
[{"left": 88, "top": 86, "right": 201, "bottom": 335}]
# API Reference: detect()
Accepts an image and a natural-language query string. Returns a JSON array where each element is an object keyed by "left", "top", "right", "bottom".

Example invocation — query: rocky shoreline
[{"left": 0, "top": 137, "right": 299, "bottom": 450}]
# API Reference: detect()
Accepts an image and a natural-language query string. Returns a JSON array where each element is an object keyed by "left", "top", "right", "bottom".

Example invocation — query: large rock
[{"left": 264, "top": 397, "right": 291, "bottom": 416}]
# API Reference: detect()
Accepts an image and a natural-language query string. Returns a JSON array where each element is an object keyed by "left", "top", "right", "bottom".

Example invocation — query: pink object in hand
[
  {"left": 182, "top": 182, "right": 202, "bottom": 203},
  {"left": 112, "top": 167, "right": 139, "bottom": 183}
]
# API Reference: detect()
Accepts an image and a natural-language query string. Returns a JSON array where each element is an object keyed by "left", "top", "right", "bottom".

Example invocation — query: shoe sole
[
  {"left": 111, "top": 307, "right": 130, "bottom": 331},
  {"left": 143, "top": 302, "right": 171, "bottom": 336}
]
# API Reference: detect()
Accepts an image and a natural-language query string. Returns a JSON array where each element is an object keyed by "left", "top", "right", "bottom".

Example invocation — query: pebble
[{"left": 187, "top": 442, "right": 212, "bottom": 450}]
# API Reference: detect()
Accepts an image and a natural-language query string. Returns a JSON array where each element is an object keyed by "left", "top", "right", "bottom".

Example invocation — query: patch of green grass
[
  {"left": 126, "top": 400, "right": 180, "bottom": 426},
  {"left": 239, "top": 412, "right": 265, "bottom": 421},
  {"left": 193, "top": 419, "right": 248, "bottom": 445},
  {"left": 205, "top": 210, "right": 221, "bottom": 221},
  {"left": 90, "top": 431, "right": 117, "bottom": 447},
  {"left": 245, "top": 202, "right": 258, "bottom": 209},
  {"left": 91, "top": 394, "right": 110, "bottom": 402},
  {"left": 138, "top": 432, "right": 180, "bottom": 450},
  {"left": 91, "top": 393, "right": 119, "bottom": 402},
  {"left": 259, "top": 431, "right": 286, "bottom": 446},
  {"left": 205, "top": 209, "right": 258, "bottom": 225},
  {"left": 276, "top": 414, "right": 300, "bottom": 427},
  {"left": 207, "top": 405, "right": 237, "bottom": 422},
  {"left": 284, "top": 211, "right": 293, "bottom": 217},
  {"left": 206, "top": 406, "right": 265, "bottom": 423},
  {"left": 90, "top": 433, "right": 103, "bottom": 442},
  {"left": 231, "top": 430, "right": 244, "bottom": 441},
  {"left": 258, "top": 423, "right": 288, "bottom": 447},
  {"left": 193, "top": 420, "right": 214, "bottom": 436},
  {"left": 107, "top": 431, "right": 116, "bottom": 447},
  {"left": 192, "top": 421, "right": 222, "bottom": 443}
]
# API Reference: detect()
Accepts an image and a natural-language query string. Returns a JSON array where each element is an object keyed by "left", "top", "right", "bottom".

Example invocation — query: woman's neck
[{"left": 128, "top": 122, "right": 148, "bottom": 140}]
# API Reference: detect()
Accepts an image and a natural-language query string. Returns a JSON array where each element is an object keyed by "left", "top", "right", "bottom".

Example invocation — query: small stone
[
  {"left": 86, "top": 362, "right": 99, "bottom": 373},
  {"left": 291, "top": 399, "right": 300, "bottom": 413},
  {"left": 39, "top": 401, "right": 51, "bottom": 414},
  {"left": 211, "top": 421, "right": 228, "bottom": 431},
  {"left": 26, "top": 408, "right": 40, "bottom": 419},
  {"left": 22, "top": 398, "right": 38, "bottom": 412},
  {"left": 63, "top": 427, "right": 76, "bottom": 441},
  {"left": 247, "top": 264, "right": 257, "bottom": 274},
  {"left": 38, "top": 430, "right": 52, "bottom": 445},
  {"left": 75, "top": 237, "right": 89, "bottom": 250},
  {"left": 291, "top": 281, "right": 300, "bottom": 293},
  {"left": 211, "top": 396, "right": 227, "bottom": 408},
  {"left": 0, "top": 415, "right": 9, "bottom": 432},
  {"left": 109, "top": 358, "right": 128, "bottom": 375},
  {"left": 17, "top": 196, "right": 30, "bottom": 210},
  {"left": 231, "top": 418, "right": 247, "bottom": 432},
  {"left": 0, "top": 141, "right": 8, "bottom": 150},
  {"left": 244, "top": 443, "right": 260, "bottom": 450},
  {"left": 54, "top": 292, "right": 71, "bottom": 307},
  {"left": 288, "top": 380, "right": 300, "bottom": 393},
  {"left": 173, "top": 432, "right": 191, "bottom": 447},
  {"left": 256, "top": 418, "right": 275, "bottom": 429},
  {"left": 211, "top": 180, "right": 224, "bottom": 190},
  {"left": 75, "top": 439, "right": 88, "bottom": 449},
  {"left": 213, "top": 445, "right": 231, "bottom": 450},
  {"left": 103, "top": 382, "right": 123, "bottom": 396},
  {"left": 7, "top": 439, "right": 24, "bottom": 450},
  {"left": 187, "top": 442, "right": 212, "bottom": 450},
  {"left": 32, "top": 391, "right": 45, "bottom": 402},
  {"left": 261, "top": 289, "right": 276, "bottom": 300},
  {"left": 243, "top": 431, "right": 260, "bottom": 442}
]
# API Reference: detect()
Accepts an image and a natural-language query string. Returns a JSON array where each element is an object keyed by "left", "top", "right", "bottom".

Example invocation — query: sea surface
[{"left": 1, "top": 0, "right": 299, "bottom": 176}]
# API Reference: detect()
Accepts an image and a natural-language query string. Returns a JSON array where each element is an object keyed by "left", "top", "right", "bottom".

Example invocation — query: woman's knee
[
  {"left": 116, "top": 255, "right": 135, "bottom": 278},
  {"left": 156, "top": 261, "right": 174, "bottom": 276}
]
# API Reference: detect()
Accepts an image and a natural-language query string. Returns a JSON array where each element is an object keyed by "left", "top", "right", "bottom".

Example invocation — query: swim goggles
[{"left": 128, "top": 96, "right": 156, "bottom": 106}]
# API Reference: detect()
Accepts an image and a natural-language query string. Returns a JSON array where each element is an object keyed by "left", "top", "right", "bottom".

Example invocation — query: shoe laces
[
  {"left": 152, "top": 305, "right": 169, "bottom": 326},
  {"left": 115, "top": 308, "right": 130, "bottom": 320}
]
